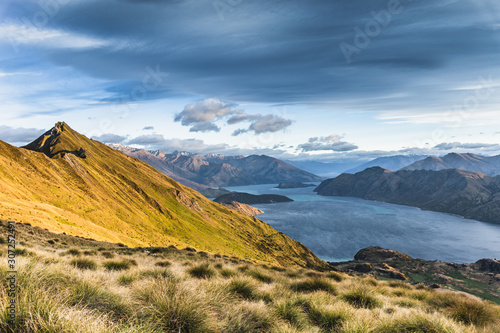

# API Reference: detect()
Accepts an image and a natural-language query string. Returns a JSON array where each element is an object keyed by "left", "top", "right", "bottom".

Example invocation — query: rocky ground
[{"left": 329, "top": 247, "right": 500, "bottom": 304}]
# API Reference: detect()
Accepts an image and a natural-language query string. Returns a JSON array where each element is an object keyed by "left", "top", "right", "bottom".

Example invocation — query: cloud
[
  {"left": 91, "top": 133, "right": 127, "bottom": 143},
  {"left": 126, "top": 134, "right": 229, "bottom": 154},
  {"left": 176, "top": 98, "right": 293, "bottom": 135},
  {"left": 231, "top": 114, "right": 293, "bottom": 136},
  {"left": 298, "top": 135, "right": 358, "bottom": 152},
  {"left": 189, "top": 122, "right": 220, "bottom": 133},
  {"left": 175, "top": 98, "right": 242, "bottom": 132},
  {"left": 2, "top": 0, "right": 498, "bottom": 112},
  {"left": 143, "top": 126, "right": 154, "bottom": 130},
  {"left": 247, "top": 115, "right": 293, "bottom": 134},
  {"left": 128, "top": 134, "right": 166, "bottom": 145},
  {"left": 0, "top": 125, "right": 44, "bottom": 144},
  {"left": 433, "top": 142, "right": 500, "bottom": 151},
  {"left": 227, "top": 114, "right": 262, "bottom": 125}
]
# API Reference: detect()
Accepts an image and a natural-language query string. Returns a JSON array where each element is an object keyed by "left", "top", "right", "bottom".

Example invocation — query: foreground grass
[{"left": 1, "top": 243, "right": 499, "bottom": 332}]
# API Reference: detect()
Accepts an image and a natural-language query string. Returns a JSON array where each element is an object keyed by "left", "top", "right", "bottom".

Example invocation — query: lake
[{"left": 225, "top": 183, "right": 500, "bottom": 263}]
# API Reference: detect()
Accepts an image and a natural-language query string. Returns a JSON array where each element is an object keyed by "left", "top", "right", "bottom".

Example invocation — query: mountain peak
[{"left": 23, "top": 122, "right": 88, "bottom": 159}]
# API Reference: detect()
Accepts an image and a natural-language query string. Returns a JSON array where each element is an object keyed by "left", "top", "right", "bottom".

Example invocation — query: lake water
[{"left": 225, "top": 183, "right": 500, "bottom": 263}]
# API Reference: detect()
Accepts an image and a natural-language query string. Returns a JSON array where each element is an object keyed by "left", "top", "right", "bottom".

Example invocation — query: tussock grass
[
  {"left": 220, "top": 268, "right": 237, "bottom": 278},
  {"left": 1, "top": 241, "right": 498, "bottom": 332},
  {"left": 228, "top": 278, "right": 257, "bottom": 300},
  {"left": 325, "top": 271, "right": 345, "bottom": 282},
  {"left": 307, "top": 303, "right": 350, "bottom": 332},
  {"left": 222, "top": 301, "right": 274, "bottom": 333},
  {"left": 117, "top": 273, "right": 136, "bottom": 286},
  {"left": 341, "top": 287, "right": 382, "bottom": 309},
  {"left": 101, "top": 251, "right": 115, "bottom": 258},
  {"left": 135, "top": 280, "right": 212, "bottom": 333},
  {"left": 188, "top": 263, "right": 216, "bottom": 279},
  {"left": 103, "top": 260, "right": 131, "bottom": 271},
  {"left": 67, "top": 248, "right": 81, "bottom": 256},
  {"left": 155, "top": 260, "right": 172, "bottom": 267},
  {"left": 70, "top": 258, "right": 97, "bottom": 270},
  {"left": 247, "top": 270, "right": 274, "bottom": 284},
  {"left": 290, "top": 278, "right": 337, "bottom": 294}
]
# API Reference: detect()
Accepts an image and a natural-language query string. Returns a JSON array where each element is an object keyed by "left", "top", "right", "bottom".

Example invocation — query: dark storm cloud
[{"left": 4, "top": 0, "right": 500, "bottom": 107}]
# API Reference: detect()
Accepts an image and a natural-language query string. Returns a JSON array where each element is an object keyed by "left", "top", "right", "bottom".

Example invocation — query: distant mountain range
[
  {"left": 284, "top": 160, "right": 362, "bottom": 177},
  {"left": 0, "top": 122, "right": 325, "bottom": 267},
  {"left": 402, "top": 152, "right": 500, "bottom": 176},
  {"left": 346, "top": 155, "right": 428, "bottom": 174},
  {"left": 315, "top": 166, "right": 500, "bottom": 224},
  {"left": 110, "top": 144, "right": 323, "bottom": 189}
]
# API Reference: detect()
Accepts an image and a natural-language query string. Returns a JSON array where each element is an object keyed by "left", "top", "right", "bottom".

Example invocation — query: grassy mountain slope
[
  {"left": 0, "top": 122, "right": 326, "bottom": 268},
  {"left": 2, "top": 220, "right": 499, "bottom": 332}
]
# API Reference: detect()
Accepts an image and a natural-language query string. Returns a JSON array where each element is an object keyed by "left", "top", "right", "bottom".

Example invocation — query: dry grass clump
[
  {"left": 290, "top": 278, "right": 337, "bottom": 295},
  {"left": 103, "top": 260, "right": 131, "bottom": 271},
  {"left": 135, "top": 279, "right": 213, "bottom": 333},
  {"left": 247, "top": 269, "right": 274, "bottom": 284},
  {"left": 70, "top": 258, "right": 97, "bottom": 270},
  {"left": 1, "top": 243, "right": 499, "bottom": 333},
  {"left": 155, "top": 260, "right": 172, "bottom": 267},
  {"left": 340, "top": 286, "right": 382, "bottom": 309},
  {"left": 188, "top": 263, "right": 216, "bottom": 279},
  {"left": 428, "top": 292, "right": 499, "bottom": 327},
  {"left": 66, "top": 248, "right": 81, "bottom": 256}
]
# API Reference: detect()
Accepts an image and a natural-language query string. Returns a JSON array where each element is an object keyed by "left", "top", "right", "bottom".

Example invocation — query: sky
[{"left": 0, "top": 0, "right": 499, "bottom": 162}]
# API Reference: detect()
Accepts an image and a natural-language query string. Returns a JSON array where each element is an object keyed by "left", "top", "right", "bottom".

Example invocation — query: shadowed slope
[
  {"left": 0, "top": 122, "right": 326, "bottom": 268},
  {"left": 315, "top": 167, "right": 500, "bottom": 223}
]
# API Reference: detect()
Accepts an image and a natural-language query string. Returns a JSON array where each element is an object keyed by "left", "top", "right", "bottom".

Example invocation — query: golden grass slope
[
  {"left": 1, "top": 221, "right": 499, "bottom": 333},
  {"left": 0, "top": 122, "right": 325, "bottom": 268}
]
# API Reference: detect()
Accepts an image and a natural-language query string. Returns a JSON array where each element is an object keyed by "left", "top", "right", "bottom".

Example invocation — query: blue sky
[{"left": 0, "top": 0, "right": 499, "bottom": 161}]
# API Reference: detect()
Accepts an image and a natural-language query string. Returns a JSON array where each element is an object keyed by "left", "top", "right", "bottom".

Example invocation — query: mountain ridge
[
  {"left": 402, "top": 152, "right": 500, "bottom": 176},
  {"left": 110, "top": 144, "right": 323, "bottom": 188},
  {"left": 0, "top": 122, "right": 326, "bottom": 267},
  {"left": 315, "top": 166, "right": 500, "bottom": 223}
]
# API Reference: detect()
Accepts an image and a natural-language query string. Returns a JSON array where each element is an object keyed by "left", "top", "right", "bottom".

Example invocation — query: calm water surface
[{"left": 225, "top": 183, "right": 500, "bottom": 263}]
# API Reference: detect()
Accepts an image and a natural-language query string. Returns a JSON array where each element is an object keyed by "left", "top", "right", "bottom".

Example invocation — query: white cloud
[
  {"left": 298, "top": 135, "right": 358, "bottom": 152},
  {"left": 92, "top": 133, "right": 127, "bottom": 143},
  {"left": 433, "top": 142, "right": 500, "bottom": 151},
  {"left": 0, "top": 125, "right": 45, "bottom": 144},
  {"left": 174, "top": 98, "right": 242, "bottom": 132},
  {"left": 0, "top": 23, "right": 108, "bottom": 49}
]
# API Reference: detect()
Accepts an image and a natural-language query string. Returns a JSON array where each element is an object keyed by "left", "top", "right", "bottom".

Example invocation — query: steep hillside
[
  {"left": 112, "top": 145, "right": 323, "bottom": 187},
  {"left": 315, "top": 167, "right": 500, "bottom": 223},
  {"left": 403, "top": 152, "right": 500, "bottom": 176},
  {"left": 0, "top": 122, "right": 326, "bottom": 268},
  {"left": 346, "top": 155, "right": 427, "bottom": 174}
]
